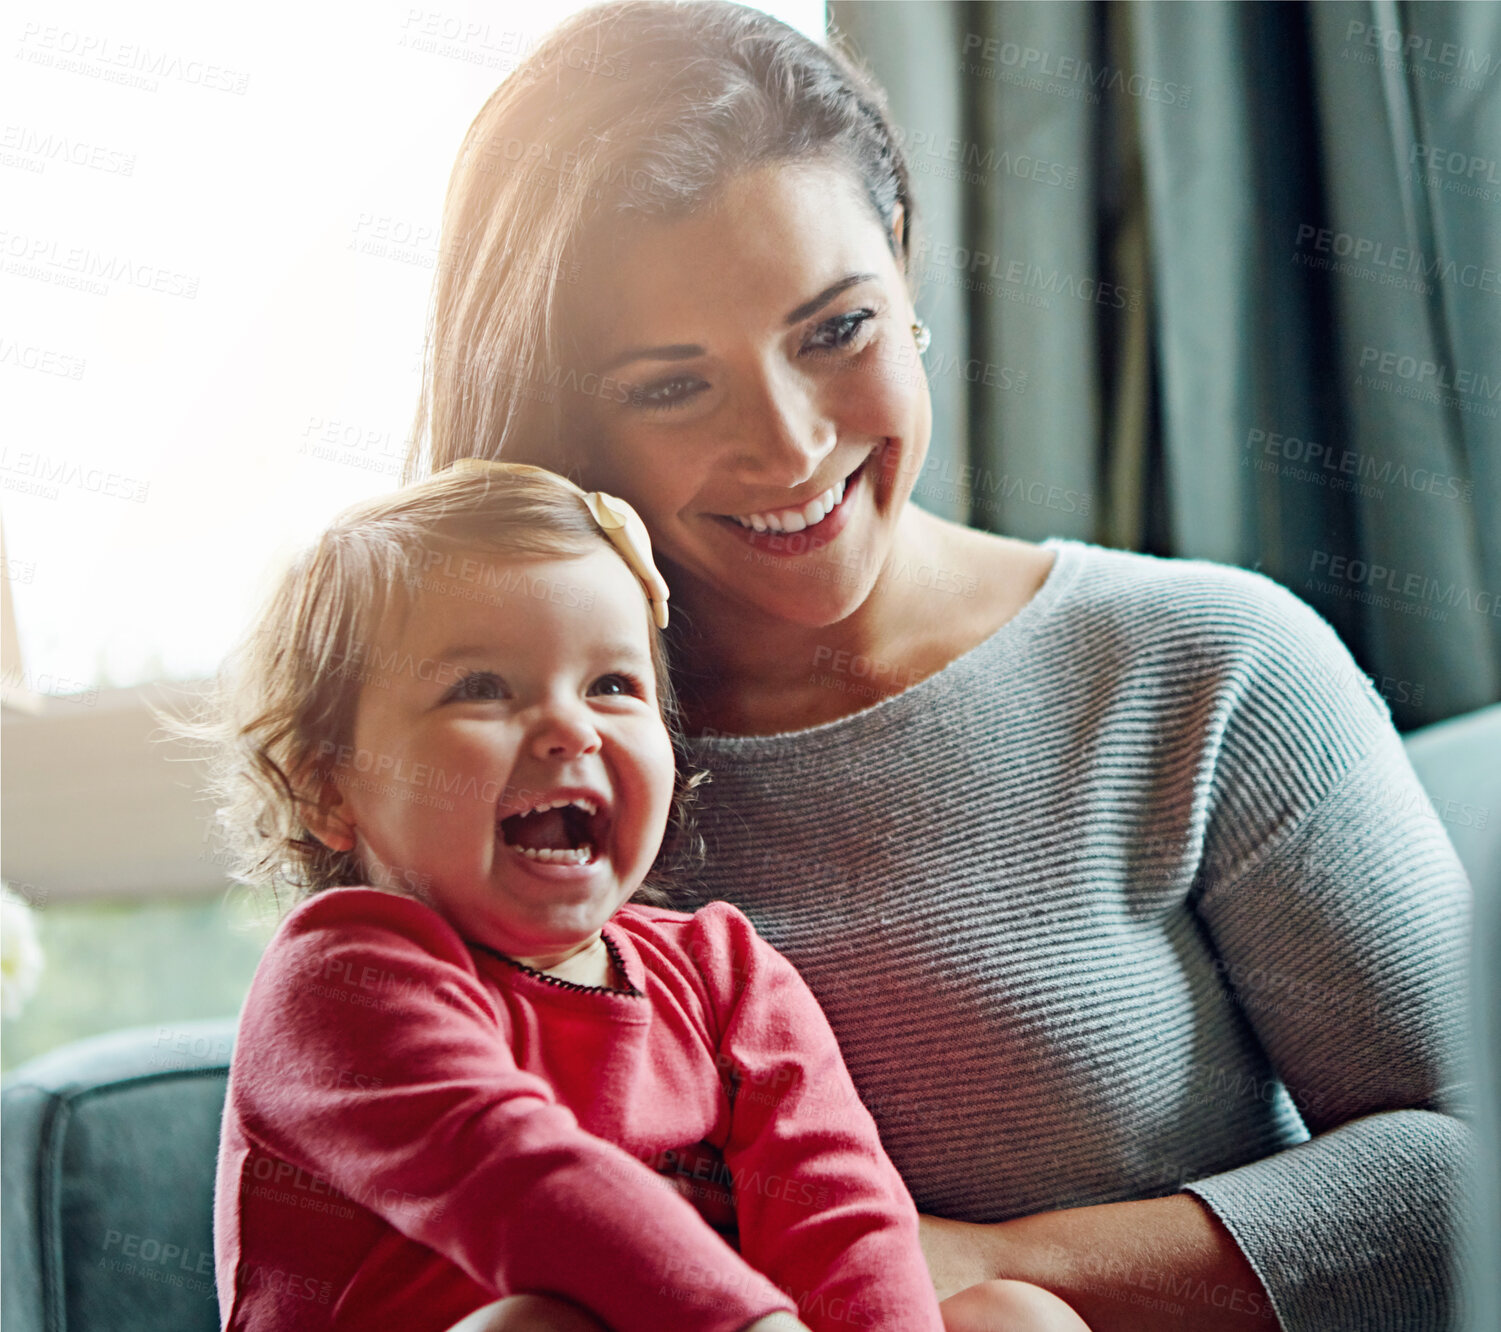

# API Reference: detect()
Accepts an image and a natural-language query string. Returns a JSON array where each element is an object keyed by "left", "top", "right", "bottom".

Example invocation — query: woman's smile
[{"left": 711, "top": 453, "right": 871, "bottom": 555}]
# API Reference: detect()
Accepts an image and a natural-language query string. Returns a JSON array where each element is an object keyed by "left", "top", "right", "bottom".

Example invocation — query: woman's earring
[{"left": 911, "top": 319, "right": 931, "bottom": 354}]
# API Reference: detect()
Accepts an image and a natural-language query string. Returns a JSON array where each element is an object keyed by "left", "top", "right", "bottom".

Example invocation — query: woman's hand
[
  {"left": 919, "top": 1195, "right": 1279, "bottom": 1331},
  {"left": 920, "top": 1213, "right": 1005, "bottom": 1301}
]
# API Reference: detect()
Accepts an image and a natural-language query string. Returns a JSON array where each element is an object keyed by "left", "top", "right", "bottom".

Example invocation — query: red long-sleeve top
[{"left": 214, "top": 887, "right": 943, "bottom": 1332}]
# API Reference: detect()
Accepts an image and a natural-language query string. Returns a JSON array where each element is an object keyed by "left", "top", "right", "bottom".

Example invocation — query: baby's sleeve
[
  {"left": 232, "top": 889, "right": 797, "bottom": 1332},
  {"left": 692, "top": 900, "right": 945, "bottom": 1332}
]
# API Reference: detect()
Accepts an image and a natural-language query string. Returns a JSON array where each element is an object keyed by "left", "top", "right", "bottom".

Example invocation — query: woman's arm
[
  {"left": 921, "top": 1193, "right": 1275, "bottom": 1330},
  {"left": 927, "top": 721, "right": 1471, "bottom": 1332}
]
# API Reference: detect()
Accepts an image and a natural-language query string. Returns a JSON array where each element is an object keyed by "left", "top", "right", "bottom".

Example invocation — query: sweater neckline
[
  {"left": 469, "top": 926, "right": 646, "bottom": 999},
  {"left": 685, "top": 537, "right": 1085, "bottom": 756}
]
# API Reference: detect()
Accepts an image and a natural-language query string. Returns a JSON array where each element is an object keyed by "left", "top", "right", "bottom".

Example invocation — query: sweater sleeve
[
  {"left": 692, "top": 902, "right": 945, "bottom": 1332},
  {"left": 1181, "top": 593, "right": 1472, "bottom": 1332},
  {"left": 232, "top": 889, "right": 797, "bottom": 1332}
]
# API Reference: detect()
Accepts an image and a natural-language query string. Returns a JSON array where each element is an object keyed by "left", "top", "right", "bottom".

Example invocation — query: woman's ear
[
  {"left": 890, "top": 202, "right": 906, "bottom": 255},
  {"left": 298, "top": 767, "right": 357, "bottom": 853}
]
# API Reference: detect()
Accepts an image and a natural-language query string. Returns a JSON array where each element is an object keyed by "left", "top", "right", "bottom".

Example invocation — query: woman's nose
[
  {"left": 728, "top": 364, "right": 836, "bottom": 483},
  {"left": 527, "top": 700, "right": 602, "bottom": 761}
]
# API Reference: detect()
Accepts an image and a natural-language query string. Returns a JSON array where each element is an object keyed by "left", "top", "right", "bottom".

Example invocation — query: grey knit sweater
[{"left": 673, "top": 538, "right": 1470, "bottom": 1332}]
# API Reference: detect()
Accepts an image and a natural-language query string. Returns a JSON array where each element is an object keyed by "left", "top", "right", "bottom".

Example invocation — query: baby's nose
[{"left": 527, "top": 702, "right": 602, "bottom": 760}]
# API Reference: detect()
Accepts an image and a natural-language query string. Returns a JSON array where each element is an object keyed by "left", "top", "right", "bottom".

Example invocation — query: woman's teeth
[{"left": 730, "top": 475, "right": 846, "bottom": 533}]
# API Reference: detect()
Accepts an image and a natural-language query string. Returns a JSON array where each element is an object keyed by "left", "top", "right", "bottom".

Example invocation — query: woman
[{"left": 406, "top": 3, "right": 1470, "bottom": 1328}]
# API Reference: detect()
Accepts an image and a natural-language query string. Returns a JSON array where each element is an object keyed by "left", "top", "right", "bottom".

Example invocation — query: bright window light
[{"left": 1, "top": 0, "right": 825, "bottom": 695}]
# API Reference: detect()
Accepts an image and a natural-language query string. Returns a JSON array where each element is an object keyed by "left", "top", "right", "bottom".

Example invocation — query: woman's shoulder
[
  {"left": 946, "top": 534, "right": 1395, "bottom": 749},
  {"left": 1038, "top": 539, "right": 1366, "bottom": 679},
  {"left": 1051, "top": 538, "right": 1313, "bottom": 623},
  {"left": 1079, "top": 541, "right": 1393, "bottom": 720},
  {"left": 947, "top": 520, "right": 1325, "bottom": 653}
]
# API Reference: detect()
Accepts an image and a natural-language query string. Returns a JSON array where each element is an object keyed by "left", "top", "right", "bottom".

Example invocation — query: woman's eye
[
  {"left": 447, "top": 671, "right": 507, "bottom": 702},
  {"left": 590, "top": 672, "right": 646, "bottom": 698},
  {"left": 804, "top": 309, "right": 875, "bottom": 353},
  {"left": 627, "top": 375, "right": 705, "bottom": 411}
]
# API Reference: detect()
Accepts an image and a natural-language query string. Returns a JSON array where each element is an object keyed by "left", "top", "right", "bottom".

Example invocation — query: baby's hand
[{"left": 940, "top": 1279, "right": 1092, "bottom": 1332}]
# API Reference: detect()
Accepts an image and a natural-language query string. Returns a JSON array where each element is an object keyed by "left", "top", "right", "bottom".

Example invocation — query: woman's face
[{"left": 568, "top": 160, "right": 932, "bottom": 629}]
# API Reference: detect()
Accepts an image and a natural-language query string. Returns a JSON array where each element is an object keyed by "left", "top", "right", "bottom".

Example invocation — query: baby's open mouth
[{"left": 499, "top": 799, "right": 604, "bottom": 866}]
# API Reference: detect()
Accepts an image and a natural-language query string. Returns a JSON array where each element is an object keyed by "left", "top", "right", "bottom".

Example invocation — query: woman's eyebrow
[
  {"left": 784, "top": 272, "right": 878, "bottom": 324},
  {"left": 596, "top": 272, "right": 879, "bottom": 374}
]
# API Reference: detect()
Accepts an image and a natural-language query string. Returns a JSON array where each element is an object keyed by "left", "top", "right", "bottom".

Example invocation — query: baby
[{"left": 208, "top": 460, "right": 1087, "bottom": 1332}]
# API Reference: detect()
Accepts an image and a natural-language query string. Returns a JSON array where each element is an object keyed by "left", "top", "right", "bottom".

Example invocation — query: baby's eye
[
  {"left": 590, "top": 672, "right": 647, "bottom": 699},
  {"left": 446, "top": 671, "right": 507, "bottom": 702},
  {"left": 803, "top": 309, "right": 876, "bottom": 353}
]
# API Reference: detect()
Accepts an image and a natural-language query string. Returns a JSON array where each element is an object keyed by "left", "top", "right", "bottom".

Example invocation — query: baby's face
[{"left": 330, "top": 547, "right": 676, "bottom": 968}]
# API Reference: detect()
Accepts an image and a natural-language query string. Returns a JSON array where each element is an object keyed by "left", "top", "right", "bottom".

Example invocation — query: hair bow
[{"left": 444, "top": 458, "right": 670, "bottom": 629}]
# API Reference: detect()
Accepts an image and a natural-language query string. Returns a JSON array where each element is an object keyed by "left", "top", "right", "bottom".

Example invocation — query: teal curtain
[{"left": 829, "top": 0, "right": 1501, "bottom": 732}]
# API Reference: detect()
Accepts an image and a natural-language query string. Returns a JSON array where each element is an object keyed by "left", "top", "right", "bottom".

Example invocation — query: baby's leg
[
  {"left": 445, "top": 1294, "right": 611, "bottom": 1332},
  {"left": 940, "top": 1278, "right": 1092, "bottom": 1332}
]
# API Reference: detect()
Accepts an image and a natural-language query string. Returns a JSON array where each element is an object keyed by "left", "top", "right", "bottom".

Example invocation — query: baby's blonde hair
[{"left": 194, "top": 463, "right": 696, "bottom": 909}]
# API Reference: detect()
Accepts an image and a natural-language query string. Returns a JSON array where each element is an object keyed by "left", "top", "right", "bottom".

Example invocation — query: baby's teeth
[
  {"left": 521, "top": 797, "right": 597, "bottom": 816},
  {"left": 515, "top": 845, "right": 593, "bottom": 864}
]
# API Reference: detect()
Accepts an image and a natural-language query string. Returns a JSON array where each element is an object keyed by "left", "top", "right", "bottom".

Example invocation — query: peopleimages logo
[
  {"left": 1244, "top": 428, "right": 1472, "bottom": 502},
  {"left": 891, "top": 127, "right": 1080, "bottom": 190},
  {"left": 1342, "top": 20, "right": 1497, "bottom": 87},
  {"left": 1410, "top": 143, "right": 1501, "bottom": 185},
  {"left": 16, "top": 23, "right": 251, "bottom": 94},
  {"left": 922, "top": 240, "right": 1141, "bottom": 311},
  {"left": 1292, "top": 224, "right": 1501, "bottom": 297},
  {"left": 0, "top": 124, "right": 137, "bottom": 176},
  {"left": 959, "top": 33, "right": 1191, "bottom": 107},
  {"left": 1307, "top": 550, "right": 1501, "bottom": 621},
  {"left": 1354, "top": 347, "right": 1501, "bottom": 419},
  {"left": 0, "top": 230, "right": 200, "bottom": 299}
]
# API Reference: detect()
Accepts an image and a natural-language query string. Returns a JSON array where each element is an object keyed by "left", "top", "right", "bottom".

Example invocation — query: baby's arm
[
  {"left": 233, "top": 890, "right": 799, "bottom": 1332},
  {"left": 694, "top": 902, "right": 947, "bottom": 1332}
]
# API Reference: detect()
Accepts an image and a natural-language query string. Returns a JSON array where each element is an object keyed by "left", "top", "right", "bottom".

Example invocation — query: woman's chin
[{"left": 672, "top": 554, "right": 880, "bottom": 632}]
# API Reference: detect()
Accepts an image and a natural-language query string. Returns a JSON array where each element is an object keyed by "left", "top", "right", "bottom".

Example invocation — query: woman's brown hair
[{"left": 405, "top": 0, "right": 915, "bottom": 482}]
